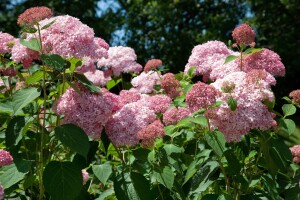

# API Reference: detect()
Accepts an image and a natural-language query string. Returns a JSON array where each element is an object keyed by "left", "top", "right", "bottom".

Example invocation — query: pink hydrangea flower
[
  {"left": 144, "top": 59, "right": 162, "bottom": 73},
  {"left": 0, "top": 149, "right": 13, "bottom": 166},
  {"left": 84, "top": 70, "right": 111, "bottom": 87},
  {"left": 207, "top": 71, "right": 276, "bottom": 142},
  {"left": 161, "top": 73, "right": 182, "bottom": 98},
  {"left": 75, "top": 57, "right": 96, "bottom": 73},
  {"left": 184, "top": 41, "right": 233, "bottom": 81},
  {"left": 290, "top": 145, "right": 300, "bottom": 164},
  {"left": 232, "top": 23, "right": 256, "bottom": 47},
  {"left": 17, "top": 6, "right": 53, "bottom": 26},
  {"left": 241, "top": 48, "right": 285, "bottom": 76},
  {"left": 1, "top": 67, "right": 18, "bottom": 77},
  {"left": 289, "top": 89, "right": 300, "bottom": 105},
  {"left": 131, "top": 71, "right": 161, "bottom": 94},
  {"left": 53, "top": 85, "right": 120, "bottom": 139},
  {"left": 137, "top": 120, "right": 165, "bottom": 147},
  {"left": 119, "top": 89, "right": 142, "bottom": 107},
  {"left": 140, "top": 94, "right": 172, "bottom": 114},
  {"left": 105, "top": 101, "right": 157, "bottom": 147},
  {"left": 97, "top": 46, "right": 142, "bottom": 76},
  {"left": 0, "top": 32, "right": 15, "bottom": 54},
  {"left": 186, "top": 81, "right": 219, "bottom": 113},
  {"left": 82, "top": 169, "right": 89, "bottom": 185},
  {"left": 163, "top": 107, "right": 191, "bottom": 125}
]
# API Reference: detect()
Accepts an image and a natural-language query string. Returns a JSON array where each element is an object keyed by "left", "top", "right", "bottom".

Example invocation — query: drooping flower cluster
[
  {"left": 290, "top": 145, "right": 300, "bottom": 164},
  {"left": 82, "top": 169, "right": 89, "bottom": 185},
  {"left": 207, "top": 70, "right": 276, "bottom": 142},
  {"left": 131, "top": 71, "right": 161, "bottom": 94},
  {"left": 161, "top": 73, "right": 181, "bottom": 98},
  {"left": 17, "top": 6, "right": 53, "bottom": 27},
  {"left": 97, "top": 46, "right": 142, "bottom": 77},
  {"left": 232, "top": 23, "right": 256, "bottom": 47},
  {"left": 0, "top": 32, "right": 14, "bottom": 54},
  {"left": 0, "top": 149, "right": 13, "bottom": 166},
  {"left": 144, "top": 59, "right": 162, "bottom": 73},
  {"left": 53, "top": 85, "right": 120, "bottom": 139},
  {"left": 163, "top": 107, "right": 191, "bottom": 125},
  {"left": 289, "top": 89, "right": 300, "bottom": 106},
  {"left": 186, "top": 82, "right": 219, "bottom": 113},
  {"left": 137, "top": 120, "right": 165, "bottom": 147}
]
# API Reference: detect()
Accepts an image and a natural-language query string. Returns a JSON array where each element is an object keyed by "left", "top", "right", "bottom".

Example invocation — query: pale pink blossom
[
  {"left": 97, "top": 46, "right": 142, "bottom": 76},
  {"left": 0, "top": 32, "right": 14, "bottom": 54},
  {"left": 0, "top": 149, "right": 13, "bottom": 166},
  {"left": 163, "top": 107, "right": 191, "bottom": 125},
  {"left": 144, "top": 59, "right": 162, "bottom": 73},
  {"left": 119, "top": 89, "right": 142, "bottom": 107},
  {"left": 140, "top": 94, "right": 172, "bottom": 114},
  {"left": 82, "top": 169, "right": 89, "bottom": 185},
  {"left": 290, "top": 145, "right": 300, "bottom": 164},
  {"left": 131, "top": 71, "right": 161, "bottom": 94},
  {"left": 84, "top": 70, "right": 111, "bottom": 87}
]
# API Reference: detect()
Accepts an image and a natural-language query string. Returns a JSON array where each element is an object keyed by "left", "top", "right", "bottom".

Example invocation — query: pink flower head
[
  {"left": 0, "top": 149, "right": 13, "bottom": 166},
  {"left": 17, "top": 6, "right": 53, "bottom": 26},
  {"left": 141, "top": 94, "right": 172, "bottom": 114},
  {"left": 242, "top": 48, "right": 285, "bottom": 76},
  {"left": 0, "top": 32, "right": 15, "bottom": 54},
  {"left": 105, "top": 101, "right": 157, "bottom": 147},
  {"left": 119, "top": 89, "right": 142, "bottom": 107},
  {"left": 84, "top": 70, "right": 111, "bottom": 87},
  {"left": 186, "top": 82, "right": 219, "bottom": 113},
  {"left": 232, "top": 23, "right": 256, "bottom": 46},
  {"left": 161, "top": 73, "right": 182, "bottom": 98},
  {"left": 0, "top": 67, "right": 17, "bottom": 77},
  {"left": 97, "top": 46, "right": 142, "bottom": 77},
  {"left": 131, "top": 71, "right": 161, "bottom": 94},
  {"left": 289, "top": 89, "right": 300, "bottom": 105},
  {"left": 137, "top": 120, "right": 165, "bottom": 147},
  {"left": 53, "top": 85, "right": 120, "bottom": 139},
  {"left": 82, "top": 169, "right": 89, "bottom": 185},
  {"left": 184, "top": 41, "right": 233, "bottom": 81},
  {"left": 207, "top": 71, "right": 276, "bottom": 142},
  {"left": 290, "top": 145, "right": 300, "bottom": 164},
  {"left": 163, "top": 107, "right": 191, "bottom": 125},
  {"left": 144, "top": 59, "right": 163, "bottom": 73}
]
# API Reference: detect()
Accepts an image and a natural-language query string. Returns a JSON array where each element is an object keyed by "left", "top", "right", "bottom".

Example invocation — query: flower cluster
[
  {"left": 0, "top": 32, "right": 14, "bottom": 54},
  {"left": 232, "top": 23, "right": 256, "bottom": 47},
  {"left": 161, "top": 73, "right": 182, "bottom": 98},
  {"left": 163, "top": 107, "right": 191, "bottom": 125},
  {"left": 137, "top": 120, "right": 165, "bottom": 147},
  {"left": 144, "top": 59, "right": 162, "bottom": 73},
  {"left": 82, "top": 169, "right": 89, "bottom": 185},
  {"left": 131, "top": 71, "right": 161, "bottom": 94},
  {"left": 97, "top": 46, "right": 142, "bottom": 76},
  {"left": 0, "top": 149, "right": 13, "bottom": 166},
  {"left": 289, "top": 89, "right": 300, "bottom": 106},
  {"left": 17, "top": 6, "right": 53, "bottom": 27},
  {"left": 290, "top": 145, "right": 300, "bottom": 164}
]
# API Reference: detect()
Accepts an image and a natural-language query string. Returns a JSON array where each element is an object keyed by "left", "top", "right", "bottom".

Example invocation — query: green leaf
[
  {"left": 153, "top": 84, "right": 162, "bottom": 92},
  {"left": 26, "top": 70, "right": 44, "bottom": 84},
  {"left": 187, "top": 66, "right": 196, "bottom": 78},
  {"left": 227, "top": 96, "right": 237, "bottom": 111},
  {"left": 278, "top": 118, "right": 296, "bottom": 136},
  {"left": 205, "top": 131, "right": 226, "bottom": 157},
  {"left": 92, "top": 163, "right": 112, "bottom": 185},
  {"left": 163, "top": 144, "right": 184, "bottom": 155},
  {"left": 152, "top": 166, "right": 174, "bottom": 190},
  {"left": 187, "top": 116, "right": 208, "bottom": 127},
  {"left": 43, "top": 161, "right": 82, "bottom": 200},
  {"left": 224, "top": 55, "right": 238, "bottom": 64},
  {"left": 282, "top": 104, "right": 296, "bottom": 117},
  {"left": 244, "top": 48, "right": 262, "bottom": 55},
  {"left": 20, "top": 38, "right": 41, "bottom": 51},
  {"left": 95, "top": 189, "right": 115, "bottom": 200},
  {"left": 5, "top": 116, "right": 25, "bottom": 147},
  {"left": 106, "top": 78, "right": 121, "bottom": 90},
  {"left": 0, "top": 164, "right": 26, "bottom": 189},
  {"left": 41, "top": 20, "right": 56, "bottom": 30},
  {"left": 74, "top": 73, "right": 100, "bottom": 93},
  {"left": 22, "top": 27, "right": 37, "bottom": 33},
  {"left": 66, "top": 58, "right": 82, "bottom": 73},
  {"left": 114, "top": 172, "right": 151, "bottom": 200},
  {"left": 54, "top": 124, "right": 90, "bottom": 158},
  {"left": 41, "top": 54, "right": 66, "bottom": 72},
  {"left": 223, "top": 149, "right": 241, "bottom": 175},
  {"left": 0, "top": 87, "right": 40, "bottom": 115},
  {"left": 132, "top": 148, "right": 151, "bottom": 161}
]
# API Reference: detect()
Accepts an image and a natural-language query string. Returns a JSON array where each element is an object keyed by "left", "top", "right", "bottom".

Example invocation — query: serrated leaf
[
  {"left": 244, "top": 48, "right": 262, "bottom": 55},
  {"left": 74, "top": 73, "right": 100, "bottom": 93},
  {"left": 5, "top": 116, "right": 25, "bottom": 147},
  {"left": 41, "top": 19, "right": 56, "bottom": 30},
  {"left": 0, "top": 164, "right": 26, "bottom": 189},
  {"left": 152, "top": 166, "right": 174, "bottom": 189},
  {"left": 26, "top": 70, "right": 44, "bottom": 84},
  {"left": 282, "top": 104, "right": 296, "bottom": 117},
  {"left": 205, "top": 131, "right": 226, "bottom": 157},
  {"left": 54, "top": 124, "right": 90, "bottom": 158},
  {"left": 41, "top": 54, "right": 66, "bottom": 72},
  {"left": 43, "top": 161, "right": 82, "bottom": 200},
  {"left": 20, "top": 38, "right": 41, "bottom": 51},
  {"left": 92, "top": 163, "right": 112, "bottom": 185},
  {"left": 163, "top": 144, "right": 184, "bottom": 155},
  {"left": 227, "top": 96, "right": 237, "bottom": 111},
  {"left": 224, "top": 55, "right": 238, "bottom": 64},
  {"left": 187, "top": 116, "right": 208, "bottom": 127}
]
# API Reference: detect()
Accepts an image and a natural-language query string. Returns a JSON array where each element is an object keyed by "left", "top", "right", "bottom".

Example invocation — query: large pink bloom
[
  {"left": 0, "top": 32, "right": 15, "bottom": 54},
  {"left": 131, "top": 71, "right": 161, "bottom": 94}
]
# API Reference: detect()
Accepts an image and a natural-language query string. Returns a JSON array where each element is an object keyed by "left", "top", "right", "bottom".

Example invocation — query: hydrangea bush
[{"left": 1, "top": 6, "right": 300, "bottom": 200}]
